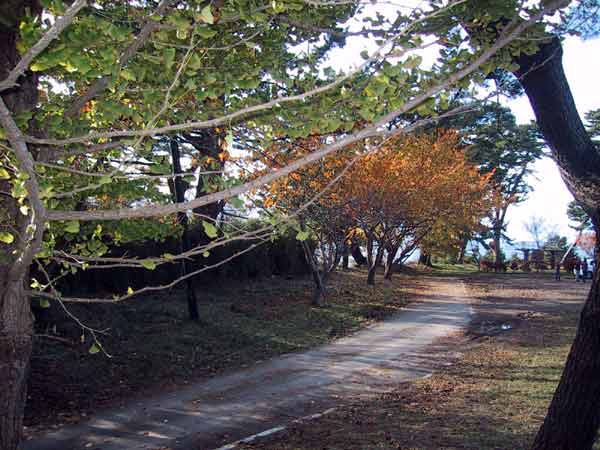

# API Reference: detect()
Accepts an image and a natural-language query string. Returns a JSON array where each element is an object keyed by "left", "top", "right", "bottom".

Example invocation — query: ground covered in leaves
[
  {"left": 25, "top": 268, "right": 417, "bottom": 433},
  {"left": 240, "top": 271, "right": 590, "bottom": 450}
]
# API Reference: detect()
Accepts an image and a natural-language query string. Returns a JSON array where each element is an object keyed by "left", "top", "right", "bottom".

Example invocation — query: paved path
[{"left": 25, "top": 279, "right": 472, "bottom": 450}]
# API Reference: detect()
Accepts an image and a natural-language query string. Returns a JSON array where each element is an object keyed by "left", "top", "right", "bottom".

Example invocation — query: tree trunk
[
  {"left": 511, "top": 37, "right": 600, "bottom": 450},
  {"left": 301, "top": 241, "right": 326, "bottom": 307},
  {"left": 494, "top": 228, "right": 503, "bottom": 272},
  {"left": 342, "top": 246, "right": 349, "bottom": 270},
  {"left": 367, "top": 265, "right": 377, "bottom": 285},
  {"left": 0, "top": 3, "right": 41, "bottom": 448},
  {"left": 0, "top": 280, "right": 33, "bottom": 450},
  {"left": 457, "top": 236, "right": 468, "bottom": 264},
  {"left": 184, "top": 128, "right": 226, "bottom": 224},
  {"left": 531, "top": 262, "right": 600, "bottom": 450},
  {"left": 170, "top": 139, "right": 199, "bottom": 321},
  {"left": 419, "top": 250, "right": 433, "bottom": 267},
  {"left": 383, "top": 247, "right": 397, "bottom": 280},
  {"left": 311, "top": 284, "right": 326, "bottom": 307},
  {"left": 367, "top": 246, "right": 384, "bottom": 286},
  {"left": 351, "top": 244, "right": 367, "bottom": 266}
]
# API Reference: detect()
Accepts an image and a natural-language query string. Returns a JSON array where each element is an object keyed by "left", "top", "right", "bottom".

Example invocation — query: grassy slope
[
  {"left": 26, "top": 269, "right": 415, "bottom": 431},
  {"left": 242, "top": 271, "right": 590, "bottom": 450}
]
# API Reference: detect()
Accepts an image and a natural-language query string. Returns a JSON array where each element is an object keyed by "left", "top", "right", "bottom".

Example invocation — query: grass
[
  {"left": 26, "top": 268, "right": 415, "bottom": 431},
  {"left": 425, "top": 262, "right": 481, "bottom": 275},
  {"left": 240, "top": 272, "right": 588, "bottom": 450}
]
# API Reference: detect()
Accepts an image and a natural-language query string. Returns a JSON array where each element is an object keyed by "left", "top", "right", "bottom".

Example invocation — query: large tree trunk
[
  {"left": 512, "top": 37, "right": 600, "bottom": 450},
  {"left": 0, "top": 280, "right": 33, "bottom": 450},
  {"left": 1, "top": 3, "right": 41, "bottom": 448},
  {"left": 532, "top": 261, "right": 600, "bottom": 450}
]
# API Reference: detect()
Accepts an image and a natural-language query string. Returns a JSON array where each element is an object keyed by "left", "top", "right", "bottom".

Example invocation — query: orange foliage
[
  {"left": 344, "top": 131, "right": 492, "bottom": 259},
  {"left": 259, "top": 131, "right": 492, "bottom": 278}
]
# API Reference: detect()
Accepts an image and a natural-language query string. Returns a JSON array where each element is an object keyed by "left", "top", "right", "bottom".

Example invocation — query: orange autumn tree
[
  {"left": 420, "top": 182, "right": 494, "bottom": 265},
  {"left": 344, "top": 131, "right": 492, "bottom": 284},
  {"left": 259, "top": 135, "right": 356, "bottom": 306}
]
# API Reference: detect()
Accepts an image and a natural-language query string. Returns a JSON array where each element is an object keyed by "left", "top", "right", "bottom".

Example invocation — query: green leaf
[
  {"left": 202, "top": 251, "right": 210, "bottom": 257},
  {"left": 99, "top": 176, "right": 112, "bottom": 185},
  {"left": 225, "top": 131, "right": 234, "bottom": 147},
  {"left": 202, "top": 221, "right": 218, "bottom": 238},
  {"left": 229, "top": 196, "right": 244, "bottom": 209},
  {"left": 199, "top": 5, "right": 214, "bottom": 24},
  {"left": 140, "top": 259, "right": 157, "bottom": 270},
  {"left": 197, "top": 26, "right": 217, "bottom": 39},
  {"left": 88, "top": 343, "right": 101, "bottom": 354},
  {"left": 0, "top": 167, "right": 10, "bottom": 179},
  {"left": 127, "top": 287, "right": 134, "bottom": 295},
  {"left": 162, "top": 253, "right": 176, "bottom": 260},
  {"left": 164, "top": 48, "right": 176, "bottom": 69},
  {"left": 296, "top": 230, "right": 310, "bottom": 241},
  {"left": 120, "top": 68, "right": 136, "bottom": 81},
  {"left": 188, "top": 53, "right": 203, "bottom": 70},
  {"left": 0, "top": 232, "right": 14, "bottom": 244},
  {"left": 39, "top": 298, "right": 50, "bottom": 308},
  {"left": 64, "top": 220, "right": 80, "bottom": 234}
]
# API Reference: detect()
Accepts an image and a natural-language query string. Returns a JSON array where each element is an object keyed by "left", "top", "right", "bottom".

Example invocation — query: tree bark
[
  {"left": 341, "top": 245, "right": 349, "bottom": 270},
  {"left": 351, "top": 244, "right": 367, "bottom": 266},
  {"left": 383, "top": 247, "right": 398, "bottom": 280},
  {"left": 367, "top": 265, "right": 377, "bottom": 285},
  {"left": 531, "top": 262, "right": 600, "bottom": 450},
  {"left": 419, "top": 250, "right": 432, "bottom": 267},
  {"left": 170, "top": 139, "right": 199, "bottom": 321},
  {"left": 0, "top": 281, "right": 33, "bottom": 450},
  {"left": 367, "top": 245, "right": 384, "bottom": 286},
  {"left": 457, "top": 236, "right": 468, "bottom": 264},
  {"left": 184, "top": 128, "right": 226, "bottom": 224},
  {"left": 301, "top": 241, "right": 326, "bottom": 307},
  {"left": 0, "top": 3, "right": 41, "bottom": 448},
  {"left": 512, "top": 37, "right": 600, "bottom": 450},
  {"left": 493, "top": 227, "right": 503, "bottom": 272}
]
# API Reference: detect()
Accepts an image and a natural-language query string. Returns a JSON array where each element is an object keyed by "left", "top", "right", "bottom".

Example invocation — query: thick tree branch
[{"left": 0, "top": 97, "right": 46, "bottom": 279}]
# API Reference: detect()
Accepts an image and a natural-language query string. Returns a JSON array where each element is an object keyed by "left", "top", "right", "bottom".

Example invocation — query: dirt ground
[
  {"left": 25, "top": 268, "right": 420, "bottom": 436},
  {"left": 239, "top": 271, "right": 591, "bottom": 450}
]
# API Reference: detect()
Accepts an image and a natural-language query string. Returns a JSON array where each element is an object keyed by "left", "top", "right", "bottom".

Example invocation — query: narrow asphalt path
[{"left": 25, "top": 278, "right": 472, "bottom": 450}]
